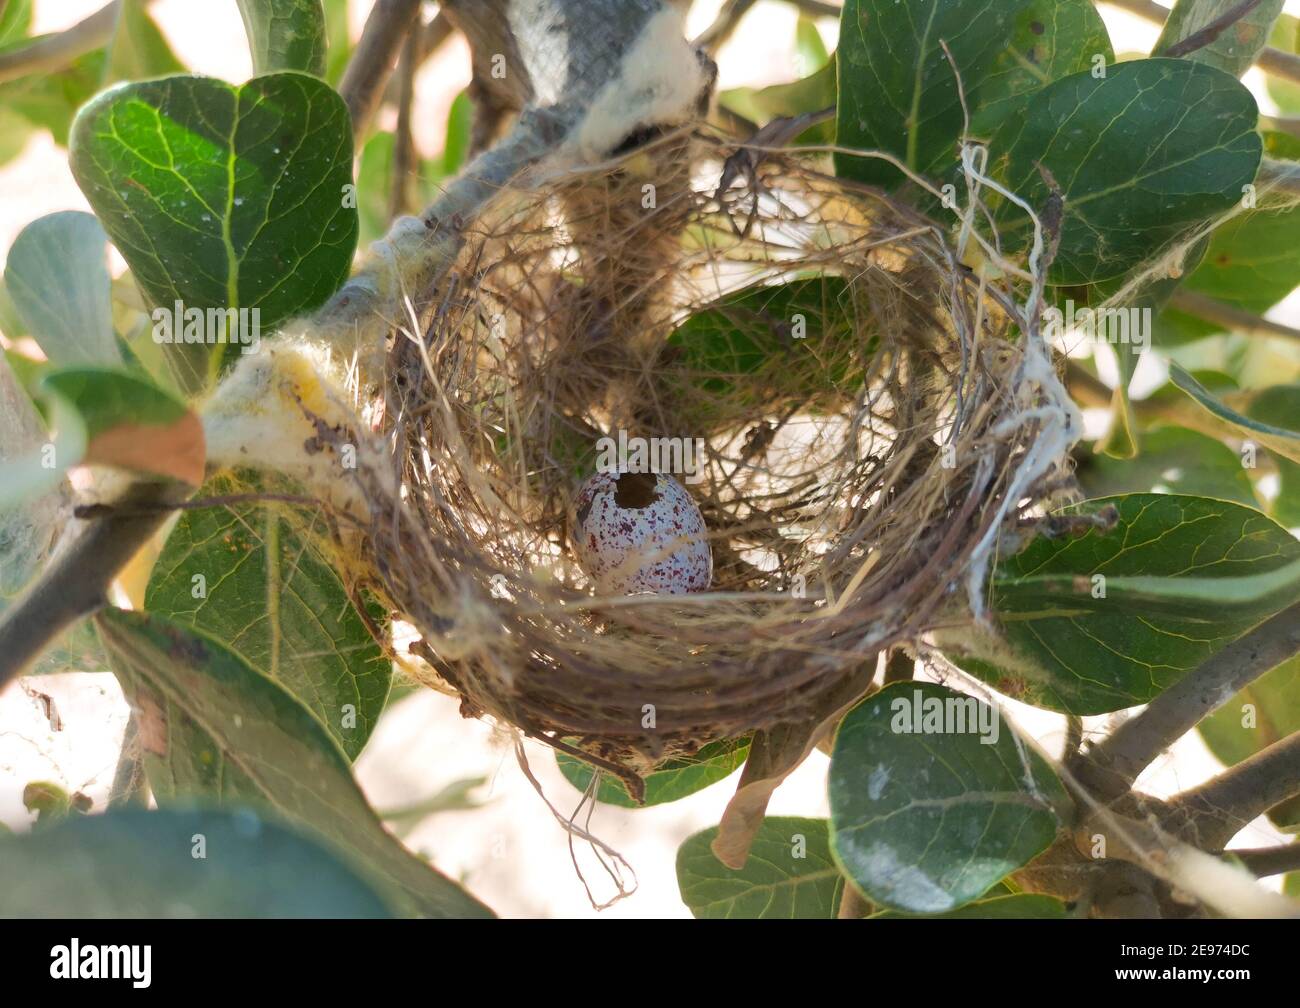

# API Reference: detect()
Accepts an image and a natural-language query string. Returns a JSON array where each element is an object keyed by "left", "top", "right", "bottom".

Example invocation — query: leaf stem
[
  {"left": 0, "top": 1, "right": 120, "bottom": 84},
  {"left": 1170, "top": 289, "right": 1300, "bottom": 344}
]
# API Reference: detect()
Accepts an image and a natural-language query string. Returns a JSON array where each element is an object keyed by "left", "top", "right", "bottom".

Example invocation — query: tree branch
[
  {"left": 0, "top": 481, "right": 183, "bottom": 693},
  {"left": 1156, "top": 0, "right": 1264, "bottom": 59},
  {"left": 1103, "top": 0, "right": 1300, "bottom": 85},
  {"left": 1075, "top": 808, "right": 1300, "bottom": 918},
  {"left": 694, "top": 0, "right": 759, "bottom": 54},
  {"left": 1233, "top": 842, "right": 1300, "bottom": 878},
  {"left": 1075, "top": 602, "right": 1300, "bottom": 799},
  {"left": 1170, "top": 289, "right": 1300, "bottom": 343},
  {"left": 1165, "top": 730, "right": 1300, "bottom": 850},
  {"left": 388, "top": 23, "right": 419, "bottom": 221},
  {"left": 0, "top": 1, "right": 119, "bottom": 85},
  {"left": 339, "top": 0, "right": 423, "bottom": 140}
]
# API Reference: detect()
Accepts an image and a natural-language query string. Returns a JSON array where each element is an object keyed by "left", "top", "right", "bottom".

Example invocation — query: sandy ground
[{"left": 0, "top": 1, "right": 1295, "bottom": 918}]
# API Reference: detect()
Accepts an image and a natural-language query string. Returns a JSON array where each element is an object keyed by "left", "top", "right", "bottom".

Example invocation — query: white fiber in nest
[{"left": 200, "top": 342, "right": 389, "bottom": 518}]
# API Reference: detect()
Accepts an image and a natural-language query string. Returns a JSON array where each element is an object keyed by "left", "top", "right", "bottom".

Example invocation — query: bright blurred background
[{"left": 0, "top": 0, "right": 1297, "bottom": 917}]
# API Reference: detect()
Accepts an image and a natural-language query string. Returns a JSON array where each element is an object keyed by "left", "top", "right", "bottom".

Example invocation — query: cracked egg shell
[{"left": 569, "top": 471, "right": 711, "bottom": 595}]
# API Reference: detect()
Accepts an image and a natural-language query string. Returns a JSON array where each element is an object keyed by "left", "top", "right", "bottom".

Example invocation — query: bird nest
[{"left": 338, "top": 131, "right": 1076, "bottom": 799}]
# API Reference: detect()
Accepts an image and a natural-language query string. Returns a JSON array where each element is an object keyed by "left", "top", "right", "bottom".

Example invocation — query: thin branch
[
  {"left": 388, "top": 24, "right": 419, "bottom": 221},
  {"left": 0, "top": 1, "right": 120, "bottom": 85},
  {"left": 1170, "top": 289, "right": 1300, "bottom": 343},
  {"left": 1261, "top": 115, "right": 1300, "bottom": 140},
  {"left": 416, "top": 9, "right": 455, "bottom": 66},
  {"left": 1158, "top": 0, "right": 1264, "bottom": 59},
  {"left": 694, "top": 0, "right": 759, "bottom": 54},
  {"left": 339, "top": 0, "right": 423, "bottom": 140},
  {"left": 0, "top": 482, "right": 181, "bottom": 693},
  {"left": 1075, "top": 808, "right": 1300, "bottom": 918},
  {"left": 1166, "top": 730, "right": 1300, "bottom": 850},
  {"left": 1076, "top": 603, "right": 1300, "bottom": 799},
  {"left": 785, "top": 0, "right": 842, "bottom": 16},
  {"left": 1233, "top": 843, "right": 1300, "bottom": 878},
  {"left": 1103, "top": 0, "right": 1300, "bottom": 85}
]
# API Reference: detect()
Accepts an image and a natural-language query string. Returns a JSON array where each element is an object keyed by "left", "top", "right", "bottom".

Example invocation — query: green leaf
[
  {"left": 969, "top": 0, "right": 1114, "bottom": 136},
  {"left": 676, "top": 817, "right": 845, "bottom": 918},
  {"left": 0, "top": 806, "right": 396, "bottom": 917},
  {"left": 795, "top": 16, "right": 830, "bottom": 76},
  {"left": 829, "top": 682, "right": 1067, "bottom": 914},
  {"left": 4, "top": 211, "right": 120, "bottom": 366},
  {"left": 0, "top": 352, "right": 65, "bottom": 601},
  {"left": 236, "top": 0, "right": 328, "bottom": 76},
  {"left": 1246, "top": 384, "right": 1300, "bottom": 526},
  {"left": 1158, "top": 133, "right": 1300, "bottom": 347},
  {"left": 1154, "top": 0, "right": 1285, "bottom": 78},
  {"left": 69, "top": 72, "right": 358, "bottom": 390},
  {"left": 1076, "top": 425, "right": 1260, "bottom": 509},
  {"left": 557, "top": 738, "right": 750, "bottom": 808},
  {"left": 323, "top": 0, "right": 351, "bottom": 87},
  {"left": 988, "top": 58, "right": 1261, "bottom": 285},
  {"left": 145, "top": 471, "right": 390, "bottom": 760},
  {"left": 0, "top": 0, "right": 32, "bottom": 44},
  {"left": 1171, "top": 363, "right": 1300, "bottom": 463},
  {"left": 871, "top": 892, "right": 1068, "bottom": 918},
  {"left": 0, "top": 47, "right": 105, "bottom": 146},
  {"left": 95, "top": 608, "right": 493, "bottom": 918},
  {"left": 103, "top": 0, "right": 186, "bottom": 85},
  {"left": 1199, "top": 654, "right": 1300, "bottom": 830},
  {"left": 441, "top": 90, "right": 473, "bottom": 176},
  {"left": 662, "top": 276, "right": 862, "bottom": 420},
  {"left": 719, "top": 60, "right": 836, "bottom": 143},
  {"left": 835, "top": 0, "right": 1031, "bottom": 188},
  {"left": 950, "top": 494, "right": 1300, "bottom": 714}
]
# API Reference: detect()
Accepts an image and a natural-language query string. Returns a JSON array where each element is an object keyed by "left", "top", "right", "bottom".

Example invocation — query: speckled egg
[{"left": 569, "top": 471, "right": 711, "bottom": 595}]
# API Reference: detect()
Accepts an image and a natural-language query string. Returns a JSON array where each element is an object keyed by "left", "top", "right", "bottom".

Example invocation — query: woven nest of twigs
[{"left": 345, "top": 129, "right": 1073, "bottom": 799}]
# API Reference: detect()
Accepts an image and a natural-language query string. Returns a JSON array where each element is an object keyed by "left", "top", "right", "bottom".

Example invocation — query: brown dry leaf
[
  {"left": 711, "top": 658, "right": 878, "bottom": 869},
  {"left": 84, "top": 414, "right": 206, "bottom": 486}
]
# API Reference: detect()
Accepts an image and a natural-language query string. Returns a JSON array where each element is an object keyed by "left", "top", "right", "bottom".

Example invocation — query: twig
[
  {"left": 339, "top": 0, "right": 423, "bottom": 140},
  {"left": 1157, "top": 0, "right": 1264, "bottom": 59},
  {"left": 1076, "top": 808, "right": 1300, "bottom": 917},
  {"left": 785, "top": 0, "right": 842, "bottom": 16},
  {"left": 1165, "top": 730, "right": 1300, "bottom": 850},
  {"left": 416, "top": 9, "right": 454, "bottom": 66},
  {"left": 1261, "top": 115, "right": 1300, "bottom": 140},
  {"left": 1103, "top": 0, "right": 1300, "bottom": 85},
  {"left": 1076, "top": 602, "right": 1300, "bottom": 799},
  {"left": 1233, "top": 843, "right": 1300, "bottom": 878},
  {"left": 694, "top": 0, "right": 759, "bottom": 54},
  {"left": 388, "top": 24, "right": 419, "bottom": 221},
  {"left": 0, "top": 1, "right": 119, "bottom": 85},
  {"left": 0, "top": 482, "right": 182, "bottom": 693},
  {"left": 1170, "top": 289, "right": 1300, "bottom": 343}
]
